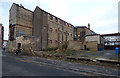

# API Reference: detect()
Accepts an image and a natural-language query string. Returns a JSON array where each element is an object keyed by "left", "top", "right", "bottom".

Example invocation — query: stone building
[
  {"left": 33, "top": 7, "right": 74, "bottom": 50},
  {"left": 74, "top": 25, "right": 94, "bottom": 42},
  {"left": 9, "top": 3, "right": 33, "bottom": 41},
  {"left": 8, "top": 3, "right": 74, "bottom": 52},
  {"left": 85, "top": 34, "right": 104, "bottom": 51},
  {"left": 0, "top": 24, "right": 4, "bottom": 49}
]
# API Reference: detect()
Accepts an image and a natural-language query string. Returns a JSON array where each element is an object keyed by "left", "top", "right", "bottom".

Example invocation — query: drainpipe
[{"left": 62, "top": 23, "right": 64, "bottom": 49}]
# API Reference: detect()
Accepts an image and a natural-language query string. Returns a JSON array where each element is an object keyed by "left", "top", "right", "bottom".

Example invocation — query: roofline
[
  {"left": 101, "top": 33, "right": 120, "bottom": 36},
  {"left": 12, "top": 3, "right": 33, "bottom": 13},
  {"left": 75, "top": 26, "right": 95, "bottom": 33},
  {"left": 11, "top": 3, "right": 75, "bottom": 27},
  {"left": 85, "top": 34, "right": 100, "bottom": 36},
  {"left": 35, "top": 6, "right": 74, "bottom": 27}
]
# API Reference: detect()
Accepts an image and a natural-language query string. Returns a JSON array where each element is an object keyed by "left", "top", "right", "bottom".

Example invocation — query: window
[
  {"left": 49, "top": 40, "right": 52, "bottom": 43},
  {"left": 55, "top": 17, "right": 58, "bottom": 22},
  {"left": 49, "top": 15, "right": 53, "bottom": 20},
  {"left": 68, "top": 33, "right": 69, "bottom": 36},
  {"left": 64, "top": 22, "right": 66, "bottom": 25},
  {"left": 59, "top": 20, "right": 63, "bottom": 24},
  {"left": 55, "top": 29, "right": 57, "bottom": 33},
  {"left": 71, "top": 34, "right": 72, "bottom": 37},
  {"left": 59, "top": 30, "right": 62, "bottom": 33},
  {"left": 49, "top": 28, "right": 53, "bottom": 32},
  {"left": 55, "top": 40, "right": 58, "bottom": 43},
  {"left": 68, "top": 24, "right": 69, "bottom": 27}
]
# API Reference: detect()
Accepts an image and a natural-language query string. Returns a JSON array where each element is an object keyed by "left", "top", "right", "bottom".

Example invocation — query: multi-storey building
[
  {"left": 9, "top": 3, "right": 33, "bottom": 41},
  {"left": 8, "top": 3, "right": 74, "bottom": 51},
  {"left": 101, "top": 33, "right": 120, "bottom": 50},
  {"left": 0, "top": 24, "right": 4, "bottom": 49},
  {"left": 74, "top": 25, "right": 94, "bottom": 42}
]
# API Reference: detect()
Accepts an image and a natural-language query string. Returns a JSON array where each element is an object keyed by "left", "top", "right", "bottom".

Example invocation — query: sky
[{"left": 0, "top": 0, "right": 119, "bottom": 40}]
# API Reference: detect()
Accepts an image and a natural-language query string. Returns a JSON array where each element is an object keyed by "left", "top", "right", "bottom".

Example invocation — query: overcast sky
[{"left": 0, "top": 0, "right": 119, "bottom": 40}]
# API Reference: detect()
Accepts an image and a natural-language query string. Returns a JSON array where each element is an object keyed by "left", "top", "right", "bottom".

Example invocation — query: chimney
[{"left": 88, "top": 23, "right": 90, "bottom": 29}]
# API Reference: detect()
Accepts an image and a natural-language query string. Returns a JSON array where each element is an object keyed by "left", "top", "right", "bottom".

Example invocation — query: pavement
[
  {"left": 2, "top": 52, "right": 120, "bottom": 77},
  {"left": 2, "top": 52, "right": 85, "bottom": 76}
]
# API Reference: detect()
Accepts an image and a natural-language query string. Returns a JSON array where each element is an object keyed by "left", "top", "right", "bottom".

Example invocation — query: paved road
[{"left": 2, "top": 52, "right": 84, "bottom": 76}]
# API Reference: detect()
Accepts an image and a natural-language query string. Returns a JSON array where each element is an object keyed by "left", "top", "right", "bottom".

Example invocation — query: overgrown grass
[
  {"left": 64, "top": 49, "right": 77, "bottom": 56},
  {"left": 42, "top": 47, "right": 58, "bottom": 51}
]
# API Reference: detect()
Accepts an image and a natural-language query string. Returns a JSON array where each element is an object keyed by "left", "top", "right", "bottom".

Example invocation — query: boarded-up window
[
  {"left": 49, "top": 15, "right": 53, "bottom": 20},
  {"left": 64, "top": 22, "right": 66, "bottom": 25},
  {"left": 55, "top": 17, "right": 58, "bottom": 22},
  {"left": 49, "top": 40, "right": 52, "bottom": 43},
  {"left": 68, "top": 24, "right": 69, "bottom": 27},
  {"left": 49, "top": 28, "right": 53, "bottom": 32},
  {"left": 68, "top": 33, "right": 69, "bottom": 36},
  {"left": 55, "top": 29, "right": 57, "bottom": 33},
  {"left": 59, "top": 20, "right": 63, "bottom": 24},
  {"left": 55, "top": 40, "right": 58, "bottom": 43}
]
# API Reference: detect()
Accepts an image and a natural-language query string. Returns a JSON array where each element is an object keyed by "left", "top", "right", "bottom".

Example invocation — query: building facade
[
  {"left": 0, "top": 24, "right": 4, "bottom": 49},
  {"left": 8, "top": 3, "right": 74, "bottom": 51},
  {"left": 33, "top": 7, "right": 74, "bottom": 50},
  {"left": 101, "top": 33, "right": 120, "bottom": 50},
  {"left": 9, "top": 3, "right": 33, "bottom": 41},
  {"left": 85, "top": 34, "right": 104, "bottom": 51},
  {"left": 74, "top": 26, "right": 94, "bottom": 42}
]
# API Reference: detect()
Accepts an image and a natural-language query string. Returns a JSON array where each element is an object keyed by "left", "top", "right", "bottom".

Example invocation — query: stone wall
[
  {"left": 9, "top": 3, "right": 74, "bottom": 51},
  {"left": 8, "top": 40, "right": 17, "bottom": 52},
  {"left": 47, "top": 14, "right": 74, "bottom": 49},
  {"left": 67, "top": 40, "right": 82, "bottom": 50},
  {"left": 16, "top": 36, "right": 40, "bottom": 55},
  {"left": 84, "top": 41, "right": 98, "bottom": 51},
  {"left": 9, "top": 3, "right": 33, "bottom": 40},
  {"left": 85, "top": 35, "right": 100, "bottom": 44},
  {"left": 33, "top": 7, "right": 48, "bottom": 50}
]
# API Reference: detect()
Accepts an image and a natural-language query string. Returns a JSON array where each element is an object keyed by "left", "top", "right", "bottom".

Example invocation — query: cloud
[{"left": 0, "top": 0, "right": 119, "bottom": 40}]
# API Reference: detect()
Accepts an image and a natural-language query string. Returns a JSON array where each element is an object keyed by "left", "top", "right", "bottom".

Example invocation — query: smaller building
[
  {"left": 8, "top": 35, "right": 41, "bottom": 55},
  {"left": 84, "top": 34, "right": 104, "bottom": 51},
  {"left": 0, "top": 24, "right": 4, "bottom": 49}
]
